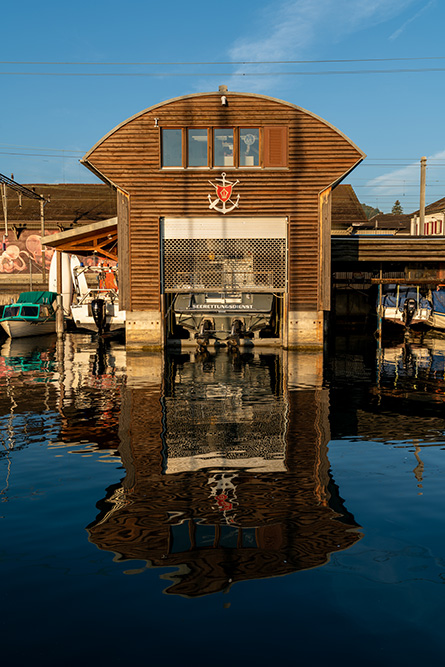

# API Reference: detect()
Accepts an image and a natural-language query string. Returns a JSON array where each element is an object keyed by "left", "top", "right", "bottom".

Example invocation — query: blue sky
[{"left": 1, "top": 0, "right": 444, "bottom": 212}]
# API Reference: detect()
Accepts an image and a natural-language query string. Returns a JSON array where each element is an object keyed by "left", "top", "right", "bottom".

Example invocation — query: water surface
[{"left": 1, "top": 333, "right": 445, "bottom": 666}]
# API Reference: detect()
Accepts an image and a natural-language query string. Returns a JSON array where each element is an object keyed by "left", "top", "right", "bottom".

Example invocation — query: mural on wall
[
  {"left": 1, "top": 231, "right": 54, "bottom": 274},
  {"left": 0, "top": 231, "right": 117, "bottom": 274}
]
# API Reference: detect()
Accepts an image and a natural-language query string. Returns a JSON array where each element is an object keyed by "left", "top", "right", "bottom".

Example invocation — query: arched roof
[{"left": 82, "top": 90, "right": 365, "bottom": 163}]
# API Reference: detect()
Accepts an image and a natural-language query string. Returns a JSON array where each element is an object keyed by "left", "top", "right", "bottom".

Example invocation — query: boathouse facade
[{"left": 81, "top": 88, "right": 365, "bottom": 347}]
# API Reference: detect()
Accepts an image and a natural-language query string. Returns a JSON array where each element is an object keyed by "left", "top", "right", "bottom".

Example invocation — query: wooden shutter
[{"left": 263, "top": 126, "right": 288, "bottom": 168}]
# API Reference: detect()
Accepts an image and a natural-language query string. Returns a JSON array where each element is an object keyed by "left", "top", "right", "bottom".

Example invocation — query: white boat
[
  {"left": 428, "top": 288, "right": 445, "bottom": 330},
  {"left": 174, "top": 291, "right": 275, "bottom": 347},
  {"left": 48, "top": 251, "right": 73, "bottom": 315},
  {"left": 70, "top": 265, "right": 126, "bottom": 335},
  {"left": 0, "top": 291, "right": 58, "bottom": 338},
  {"left": 380, "top": 284, "right": 432, "bottom": 329}
]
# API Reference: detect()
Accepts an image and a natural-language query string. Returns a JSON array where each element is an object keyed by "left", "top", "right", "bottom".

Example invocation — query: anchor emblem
[{"left": 208, "top": 172, "right": 240, "bottom": 214}]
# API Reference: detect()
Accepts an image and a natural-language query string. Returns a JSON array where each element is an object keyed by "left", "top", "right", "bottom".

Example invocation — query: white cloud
[
  {"left": 220, "top": 0, "right": 417, "bottom": 91},
  {"left": 366, "top": 149, "right": 445, "bottom": 207},
  {"left": 389, "top": 0, "right": 435, "bottom": 40}
]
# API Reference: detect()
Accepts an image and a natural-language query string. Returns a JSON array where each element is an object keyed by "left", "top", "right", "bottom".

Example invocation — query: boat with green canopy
[{"left": 0, "top": 291, "right": 59, "bottom": 339}]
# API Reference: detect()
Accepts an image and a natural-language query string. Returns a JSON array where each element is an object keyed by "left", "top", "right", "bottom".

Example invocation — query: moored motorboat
[
  {"left": 70, "top": 265, "right": 125, "bottom": 335},
  {"left": 428, "top": 287, "right": 445, "bottom": 331},
  {"left": 174, "top": 291, "right": 275, "bottom": 347},
  {"left": 380, "top": 284, "right": 432, "bottom": 329},
  {"left": 0, "top": 291, "right": 58, "bottom": 338}
]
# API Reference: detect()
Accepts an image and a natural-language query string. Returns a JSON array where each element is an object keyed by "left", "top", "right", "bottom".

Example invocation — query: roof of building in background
[
  {"left": 368, "top": 212, "right": 412, "bottom": 231},
  {"left": 412, "top": 197, "right": 445, "bottom": 216},
  {"left": 2, "top": 183, "right": 116, "bottom": 228},
  {"left": 3, "top": 182, "right": 365, "bottom": 232},
  {"left": 331, "top": 184, "right": 368, "bottom": 230},
  {"left": 3, "top": 181, "right": 431, "bottom": 235}
]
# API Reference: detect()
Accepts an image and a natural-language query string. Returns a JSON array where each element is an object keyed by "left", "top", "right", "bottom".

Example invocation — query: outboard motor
[
  {"left": 91, "top": 298, "right": 106, "bottom": 335},
  {"left": 227, "top": 318, "right": 244, "bottom": 348},
  {"left": 403, "top": 297, "right": 417, "bottom": 326},
  {"left": 196, "top": 318, "right": 213, "bottom": 348}
]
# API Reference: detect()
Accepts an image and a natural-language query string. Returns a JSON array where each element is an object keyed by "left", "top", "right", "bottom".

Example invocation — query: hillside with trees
[{"left": 361, "top": 203, "right": 382, "bottom": 219}]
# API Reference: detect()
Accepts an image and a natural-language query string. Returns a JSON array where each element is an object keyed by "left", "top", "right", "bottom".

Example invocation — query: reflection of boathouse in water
[{"left": 87, "top": 351, "right": 361, "bottom": 597}]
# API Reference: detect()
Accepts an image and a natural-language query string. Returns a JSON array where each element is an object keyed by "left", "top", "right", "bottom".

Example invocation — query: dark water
[{"left": 1, "top": 332, "right": 445, "bottom": 666}]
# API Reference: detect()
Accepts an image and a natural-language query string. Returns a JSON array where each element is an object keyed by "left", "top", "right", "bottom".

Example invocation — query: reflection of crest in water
[{"left": 208, "top": 471, "right": 238, "bottom": 524}]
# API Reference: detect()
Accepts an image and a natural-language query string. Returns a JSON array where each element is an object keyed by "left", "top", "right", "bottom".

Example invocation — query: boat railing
[{"left": 74, "top": 288, "right": 118, "bottom": 306}]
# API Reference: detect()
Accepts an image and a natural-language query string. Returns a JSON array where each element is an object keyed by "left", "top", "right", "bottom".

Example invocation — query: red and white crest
[
  {"left": 208, "top": 173, "right": 240, "bottom": 214},
  {"left": 216, "top": 184, "right": 232, "bottom": 203}
]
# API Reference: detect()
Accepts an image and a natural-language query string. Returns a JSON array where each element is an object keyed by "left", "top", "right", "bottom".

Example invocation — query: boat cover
[
  {"left": 380, "top": 285, "right": 431, "bottom": 311},
  {"left": 431, "top": 289, "right": 445, "bottom": 314},
  {"left": 17, "top": 291, "right": 58, "bottom": 305}
]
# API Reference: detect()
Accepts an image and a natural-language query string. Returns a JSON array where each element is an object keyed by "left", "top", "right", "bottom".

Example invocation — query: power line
[
  {"left": 0, "top": 144, "right": 442, "bottom": 162},
  {"left": 1, "top": 67, "right": 445, "bottom": 77},
  {"left": 1, "top": 145, "right": 440, "bottom": 163},
  {"left": 0, "top": 151, "right": 80, "bottom": 159},
  {"left": 0, "top": 143, "right": 82, "bottom": 154},
  {"left": 1, "top": 56, "right": 445, "bottom": 65},
  {"left": 0, "top": 172, "right": 47, "bottom": 201},
  {"left": 357, "top": 164, "right": 445, "bottom": 167}
]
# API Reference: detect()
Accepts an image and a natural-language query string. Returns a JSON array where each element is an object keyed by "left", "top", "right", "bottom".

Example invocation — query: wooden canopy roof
[{"left": 42, "top": 217, "right": 118, "bottom": 261}]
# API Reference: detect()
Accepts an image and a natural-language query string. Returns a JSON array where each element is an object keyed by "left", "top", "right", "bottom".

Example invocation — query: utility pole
[
  {"left": 40, "top": 199, "right": 46, "bottom": 282},
  {"left": 1, "top": 182, "right": 7, "bottom": 235},
  {"left": 419, "top": 156, "right": 427, "bottom": 235}
]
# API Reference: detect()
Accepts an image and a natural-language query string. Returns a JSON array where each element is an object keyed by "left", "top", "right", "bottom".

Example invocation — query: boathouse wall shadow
[{"left": 87, "top": 349, "right": 362, "bottom": 597}]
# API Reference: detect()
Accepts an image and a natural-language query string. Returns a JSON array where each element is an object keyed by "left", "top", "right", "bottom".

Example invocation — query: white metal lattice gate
[{"left": 161, "top": 217, "right": 288, "bottom": 294}]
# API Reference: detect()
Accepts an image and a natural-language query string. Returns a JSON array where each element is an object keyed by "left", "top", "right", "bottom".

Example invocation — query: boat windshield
[
  {"left": 21, "top": 306, "right": 39, "bottom": 318},
  {"left": 2, "top": 306, "right": 20, "bottom": 318}
]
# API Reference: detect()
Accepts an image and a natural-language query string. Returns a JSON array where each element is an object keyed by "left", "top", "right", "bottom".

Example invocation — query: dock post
[
  {"left": 377, "top": 281, "right": 382, "bottom": 342},
  {"left": 56, "top": 294, "right": 64, "bottom": 337},
  {"left": 376, "top": 269, "right": 383, "bottom": 383}
]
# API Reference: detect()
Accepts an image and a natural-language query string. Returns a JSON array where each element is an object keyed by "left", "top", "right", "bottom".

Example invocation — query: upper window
[
  {"left": 214, "top": 128, "right": 234, "bottom": 167},
  {"left": 239, "top": 129, "right": 259, "bottom": 167},
  {"left": 161, "top": 126, "right": 287, "bottom": 169},
  {"left": 162, "top": 129, "right": 182, "bottom": 167},
  {"left": 188, "top": 129, "right": 208, "bottom": 167}
]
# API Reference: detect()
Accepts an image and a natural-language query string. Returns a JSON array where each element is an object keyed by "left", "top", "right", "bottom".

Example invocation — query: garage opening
[{"left": 161, "top": 217, "right": 288, "bottom": 348}]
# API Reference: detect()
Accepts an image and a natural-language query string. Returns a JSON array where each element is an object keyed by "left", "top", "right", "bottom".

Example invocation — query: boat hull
[
  {"left": 174, "top": 292, "right": 275, "bottom": 343},
  {"left": 0, "top": 319, "right": 56, "bottom": 338},
  {"left": 428, "top": 311, "right": 445, "bottom": 330},
  {"left": 382, "top": 306, "right": 432, "bottom": 329},
  {"left": 71, "top": 303, "right": 126, "bottom": 333}
]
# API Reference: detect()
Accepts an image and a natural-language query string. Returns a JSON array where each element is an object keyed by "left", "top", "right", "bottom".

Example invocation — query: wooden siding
[
  {"left": 332, "top": 237, "right": 445, "bottom": 263},
  {"left": 83, "top": 93, "right": 363, "bottom": 312},
  {"left": 117, "top": 190, "right": 130, "bottom": 310},
  {"left": 318, "top": 188, "right": 332, "bottom": 311}
]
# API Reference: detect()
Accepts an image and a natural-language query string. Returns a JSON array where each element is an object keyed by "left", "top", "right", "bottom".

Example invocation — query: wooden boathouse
[{"left": 80, "top": 87, "right": 365, "bottom": 348}]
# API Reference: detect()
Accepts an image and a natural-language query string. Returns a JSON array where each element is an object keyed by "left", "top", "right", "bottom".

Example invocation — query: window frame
[
  {"left": 160, "top": 125, "right": 287, "bottom": 170},
  {"left": 213, "top": 127, "right": 235, "bottom": 168},
  {"left": 238, "top": 127, "right": 261, "bottom": 168},
  {"left": 161, "top": 127, "right": 183, "bottom": 169},
  {"left": 186, "top": 127, "right": 210, "bottom": 169}
]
